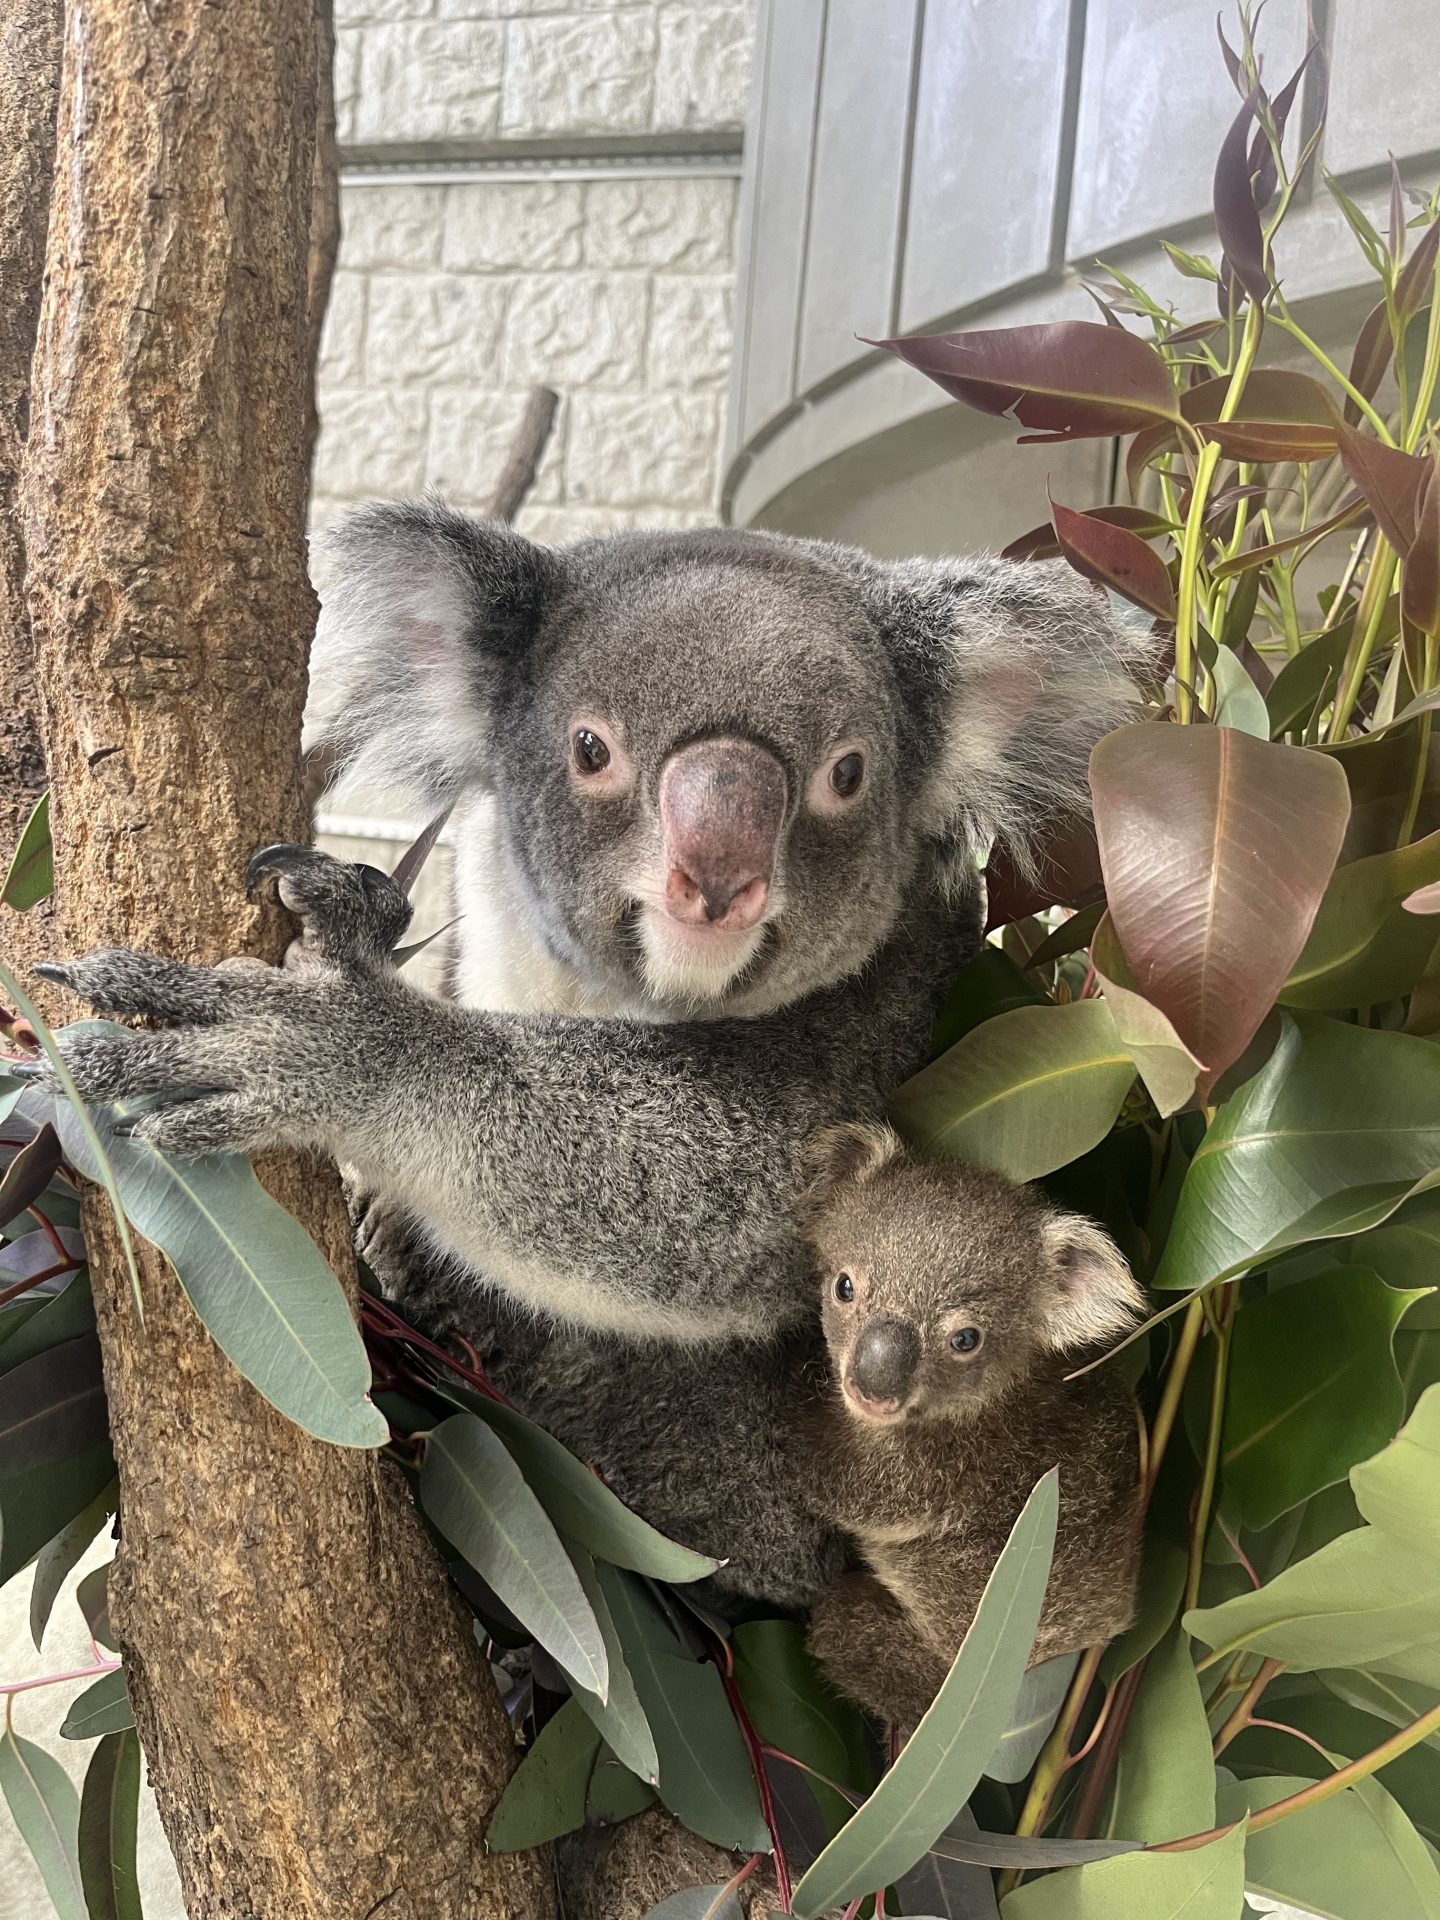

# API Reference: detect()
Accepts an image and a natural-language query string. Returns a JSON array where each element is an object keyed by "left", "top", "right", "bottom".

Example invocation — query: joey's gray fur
[{"left": 32, "top": 507, "right": 1149, "bottom": 1358}]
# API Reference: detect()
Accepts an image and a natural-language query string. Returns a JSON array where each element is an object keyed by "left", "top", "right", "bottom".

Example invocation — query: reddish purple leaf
[
  {"left": 1214, "top": 89, "right": 1271, "bottom": 305},
  {"left": 1000, "top": 505, "right": 1174, "bottom": 564},
  {"left": 1167, "top": 317, "right": 1227, "bottom": 347},
  {"left": 1346, "top": 301, "right": 1394, "bottom": 423},
  {"left": 1211, "top": 495, "right": 1369, "bottom": 580},
  {"left": 1390, "top": 154, "right": 1407, "bottom": 263},
  {"left": 1090, "top": 724, "right": 1350, "bottom": 1102},
  {"left": 869, "top": 322, "right": 1181, "bottom": 442},
  {"left": 1401, "top": 456, "right": 1440, "bottom": 638},
  {"left": 983, "top": 817, "right": 1104, "bottom": 931},
  {"left": 1128, "top": 369, "right": 1338, "bottom": 490},
  {"left": 1337, "top": 425, "right": 1430, "bottom": 555},
  {"left": 1049, "top": 494, "right": 1177, "bottom": 622},
  {"left": 1251, "top": 41, "right": 1321, "bottom": 211},
  {"left": 1198, "top": 419, "right": 1339, "bottom": 461},
  {"left": 0, "top": 1122, "right": 63, "bottom": 1233},
  {"left": 1395, "top": 214, "right": 1440, "bottom": 326}
]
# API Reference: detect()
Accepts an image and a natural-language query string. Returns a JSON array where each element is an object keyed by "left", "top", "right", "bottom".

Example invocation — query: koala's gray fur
[{"left": 30, "top": 508, "right": 1149, "bottom": 1371}]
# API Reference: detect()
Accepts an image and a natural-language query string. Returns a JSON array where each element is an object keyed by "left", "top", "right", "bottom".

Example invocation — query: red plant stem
[
  {"left": 1212, "top": 1656, "right": 1284, "bottom": 1756},
  {"left": 0, "top": 1659, "right": 119, "bottom": 1697},
  {"left": 0, "top": 1256, "right": 79, "bottom": 1308},
  {"left": 26, "top": 1204, "right": 73, "bottom": 1262},
  {"left": 1069, "top": 1658, "right": 1146, "bottom": 1839},
  {"left": 719, "top": 1660, "right": 792, "bottom": 1913},
  {"left": 1064, "top": 1679, "right": 1117, "bottom": 1770},
  {"left": 839, "top": 1904, "right": 863, "bottom": 1920},
  {"left": 1247, "top": 1717, "right": 1337, "bottom": 1766},
  {"left": 710, "top": 1852, "right": 761, "bottom": 1918},
  {"left": 359, "top": 1293, "right": 509, "bottom": 1405}
]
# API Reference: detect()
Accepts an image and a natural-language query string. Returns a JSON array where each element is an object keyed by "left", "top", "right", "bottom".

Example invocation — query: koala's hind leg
[{"left": 806, "top": 1571, "right": 949, "bottom": 1727}]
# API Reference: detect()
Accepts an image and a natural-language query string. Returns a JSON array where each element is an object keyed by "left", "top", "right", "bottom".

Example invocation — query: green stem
[
  {"left": 1184, "top": 1284, "right": 1235, "bottom": 1612},
  {"left": 1156, "top": 1698, "right": 1440, "bottom": 1850},
  {"left": 1268, "top": 310, "right": 1396, "bottom": 443},
  {"left": 1327, "top": 543, "right": 1399, "bottom": 742},
  {"left": 1003, "top": 1642, "right": 1106, "bottom": 1878},
  {"left": 1212, "top": 1657, "right": 1285, "bottom": 1756},
  {"left": 1144, "top": 1297, "right": 1205, "bottom": 1504}
]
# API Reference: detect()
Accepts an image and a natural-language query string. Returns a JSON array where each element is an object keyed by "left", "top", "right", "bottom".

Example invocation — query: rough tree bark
[
  {"left": 17, "top": 0, "right": 555, "bottom": 1914},
  {"left": 0, "top": 0, "right": 61, "bottom": 974}
]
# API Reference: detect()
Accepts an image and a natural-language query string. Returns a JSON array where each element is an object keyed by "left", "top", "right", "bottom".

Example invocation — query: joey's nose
[
  {"left": 659, "top": 736, "right": 785, "bottom": 933},
  {"left": 849, "top": 1318, "right": 922, "bottom": 1405}
]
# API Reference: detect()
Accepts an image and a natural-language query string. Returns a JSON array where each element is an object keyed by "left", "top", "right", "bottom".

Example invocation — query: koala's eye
[
  {"left": 949, "top": 1327, "right": 982, "bottom": 1355},
  {"left": 829, "top": 752, "right": 865, "bottom": 799},
  {"left": 834, "top": 1273, "right": 855, "bottom": 1304},
  {"left": 573, "top": 729, "right": 611, "bottom": 775}
]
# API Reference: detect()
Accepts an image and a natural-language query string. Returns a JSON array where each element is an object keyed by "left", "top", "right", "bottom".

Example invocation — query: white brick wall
[{"left": 312, "top": 173, "right": 740, "bottom": 541}]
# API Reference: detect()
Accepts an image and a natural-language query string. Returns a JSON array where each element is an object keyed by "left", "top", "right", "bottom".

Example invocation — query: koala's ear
[
  {"left": 858, "top": 552, "right": 1154, "bottom": 874},
  {"left": 309, "top": 499, "right": 564, "bottom": 806},
  {"left": 798, "top": 1122, "right": 904, "bottom": 1221},
  {"left": 1038, "top": 1213, "right": 1145, "bottom": 1354}
]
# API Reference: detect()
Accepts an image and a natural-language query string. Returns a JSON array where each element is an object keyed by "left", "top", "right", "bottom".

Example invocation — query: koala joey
[
  {"left": 26, "top": 507, "right": 1149, "bottom": 1372},
  {"left": 799, "top": 1123, "right": 1145, "bottom": 1727}
]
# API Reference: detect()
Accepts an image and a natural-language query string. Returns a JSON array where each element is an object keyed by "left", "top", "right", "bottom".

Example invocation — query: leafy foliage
[{"left": 3, "top": 12, "right": 1440, "bottom": 1919}]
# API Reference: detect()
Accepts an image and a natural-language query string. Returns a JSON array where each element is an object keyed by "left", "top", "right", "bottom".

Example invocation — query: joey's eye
[
  {"left": 829, "top": 752, "right": 865, "bottom": 799},
  {"left": 949, "top": 1327, "right": 982, "bottom": 1355},
  {"left": 573, "top": 729, "right": 611, "bottom": 775},
  {"left": 834, "top": 1273, "right": 855, "bottom": 1304}
]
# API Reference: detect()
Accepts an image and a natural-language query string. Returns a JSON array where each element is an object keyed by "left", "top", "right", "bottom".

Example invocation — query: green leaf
[
  {"left": 1101, "top": 1533, "right": 1188, "bottom": 1685},
  {"left": 1210, "top": 657, "right": 1270, "bottom": 738},
  {"left": 0, "top": 1335, "right": 108, "bottom": 1472},
  {"left": 931, "top": 947, "right": 1047, "bottom": 1056},
  {"left": 1090, "top": 723, "right": 1350, "bottom": 1102},
  {"left": 437, "top": 1383, "right": 717, "bottom": 1583},
  {"left": 30, "top": 1479, "right": 117, "bottom": 1649},
  {"left": 566, "top": 1543, "right": 660, "bottom": 1784},
  {"left": 1352, "top": 1193, "right": 1440, "bottom": 1307},
  {"left": 1000, "top": 1818, "right": 1246, "bottom": 1918},
  {"left": 1283, "top": 829, "right": 1440, "bottom": 1009},
  {"left": 890, "top": 1002, "right": 1135, "bottom": 1183},
  {"left": 485, "top": 1697, "right": 600, "bottom": 1851},
  {"left": 596, "top": 1563, "right": 769, "bottom": 1855},
  {"left": 0, "top": 1270, "right": 96, "bottom": 1375},
  {"left": 1161, "top": 240, "right": 1220, "bottom": 281},
  {"left": 77, "top": 1729, "right": 143, "bottom": 1920},
  {"left": 1, "top": 791, "right": 54, "bottom": 911},
  {"left": 0, "top": 1442, "right": 118, "bottom": 1587},
  {"left": 1104, "top": 1629, "right": 1214, "bottom": 1844},
  {"left": 1092, "top": 915, "right": 1201, "bottom": 1117},
  {"left": 419, "top": 1414, "right": 607, "bottom": 1697},
  {"left": 1155, "top": 1015, "right": 1440, "bottom": 1294},
  {"left": 1266, "top": 627, "right": 1355, "bottom": 738},
  {"left": 53, "top": 1074, "right": 385, "bottom": 1450},
  {"left": 1220, "top": 1772, "right": 1440, "bottom": 1920},
  {"left": 587, "top": 1745, "right": 657, "bottom": 1823},
  {"left": 61, "top": 1668, "right": 133, "bottom": 1740},
  {"left": 0, "top": 1724, "right": 85, "bottom": 1920},
  {"left": 790, "top": 1471, "right": 1059, "bottom": 1918},
  {"left": 983, "top": 1652, "right": 1079, "bottom": 1785},
  {"left": 1221, "top": 1269, "right": 1429, "bottom": 1528},
  {"left": 641, "top": 1891, "right": 743, "bottom": 1920},
  {"left": 731, "top": 1618, "right": 875, "bottom": 1836},
  {"left": 1350, "top": 1383, "right": 1440, "bottom": 1550},
  {"left": 1317, "top": 1666, "right": 1440, "bottom": 1738},
  {"left": 77, "top": 1563, "right": 115, "bottom": 1651}
]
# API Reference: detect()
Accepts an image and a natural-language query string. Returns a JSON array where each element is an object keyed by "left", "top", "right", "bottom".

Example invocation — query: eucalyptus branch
[
  {"left": 1184, "top": 1283, "right": 1236, "bottom": 1611},
  {"left": 1211, "top": 1656, "right": 1284, "bottom": 1755}
]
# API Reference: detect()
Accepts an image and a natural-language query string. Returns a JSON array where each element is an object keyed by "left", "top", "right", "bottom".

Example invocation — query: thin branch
[
  {"left": 1212, "top": 1656, "right": 1284, "bottom": 1756},
  {"left": 486, "top": 386, "right": 560, "bottom": 523}
]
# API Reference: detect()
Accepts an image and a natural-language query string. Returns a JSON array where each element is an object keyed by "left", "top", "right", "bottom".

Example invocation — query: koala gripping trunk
[{"left": 16, "top": 0, "right": 552, "bottom": 1915}]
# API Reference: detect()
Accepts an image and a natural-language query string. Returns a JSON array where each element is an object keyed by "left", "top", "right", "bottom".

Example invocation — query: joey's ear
[
  {"left": 1039, "top": 1213, "right": 1145, "bottom": 1354},
  {"left": 862, "top": 553, "right": 1154, "bottom": 875},
  {"left": 798, "top": 1122, "right": 905, "bottom": 1221},
  {"left": 308, "top": 499, "right": 564, "bottom": 806}
]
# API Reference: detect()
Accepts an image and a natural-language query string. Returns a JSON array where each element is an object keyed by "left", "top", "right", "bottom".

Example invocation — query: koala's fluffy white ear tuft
[
  {"left": 798, "top": 1122, "right": 904, "bottom": 1220},
  {"left": 869, "top": 553, "right": 1156, "bottom": 881},
  {"left": 308, "top": 498, "right": 560, "bottom": 808},
  {"left": 1039, "top": 1213, "right": 1145, "bottom": 1354}
]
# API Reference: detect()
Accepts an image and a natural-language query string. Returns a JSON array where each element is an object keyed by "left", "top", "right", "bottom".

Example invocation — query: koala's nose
[
  {"left": 848, "top": 1317, "right": 922, "bottom": 1406},
  {"left": 659, "top": 736, "right": 786, "bottom": 933}
]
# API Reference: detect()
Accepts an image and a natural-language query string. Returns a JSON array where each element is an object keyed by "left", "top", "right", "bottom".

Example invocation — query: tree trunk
[
  {"left": 0, "top": 0, "right": 60, "bottom": 972},
  {"left": 18, "top": 0, "right": 554, "bottom": 1914}
]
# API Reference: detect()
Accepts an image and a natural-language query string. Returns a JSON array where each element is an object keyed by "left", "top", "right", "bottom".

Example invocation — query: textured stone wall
[{"left": 311, "top": 172, "right": 739, "bottom": 545}]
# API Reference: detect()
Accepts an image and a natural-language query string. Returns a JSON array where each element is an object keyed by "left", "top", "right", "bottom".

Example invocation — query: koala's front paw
[{"left": 246, "top": 843, "right": 413, "bottom": 968}]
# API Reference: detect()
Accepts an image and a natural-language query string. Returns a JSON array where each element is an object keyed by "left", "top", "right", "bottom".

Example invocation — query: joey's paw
[{"left": 246, "top": 843, "right": 413, "bottom": 968}]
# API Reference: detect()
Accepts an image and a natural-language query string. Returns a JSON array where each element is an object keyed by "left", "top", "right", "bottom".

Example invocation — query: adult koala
[{"left": 34, "top": 506, "right": 1144, "bottom": 1430}]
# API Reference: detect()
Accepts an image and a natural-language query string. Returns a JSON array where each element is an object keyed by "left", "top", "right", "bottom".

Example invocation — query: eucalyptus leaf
[
  {"left": 1, "top": 790, "right": 53, "bottom": 911},
  {"left": 52, "top": 1077, "right": 386, "bottom": 1450},
  {"left": 596, "top": 1563, "right": 769, "bottom": 1855},
  {"left": 30, "top": 1478, "right": 117, "bottom": 1649},
  {"left": 930, "top": 948, "right": 1047, "bottom": 1056},
  {"left": 640, "top": 1889, "right": 743, "bottom": 1920},
  {"left": 0, "top": 1724, "right": 85, "bottom": 1920},
  {"left": 999, "top": 1819, "right": 1247, "bottom": 1918},
  {"left": 790, "top": 1471, "right": 1059, "bottom": 1918},
  {"left": 485, "top": 1697, "right": 600, "bottom": 1851},
  {"left": 891, "top": 1001, "right": 1135, "bottom": 1183},
  {"left": 1155, "top": 1015, "right": 1440, "bottom": 1294},
  {"left": 1221, "top": 1269, "right": 1428, "bottom": 1528},
  {"left": 1103, "top": 1629, "right": 1214, "bottom": 1844},
  {"left": 567, "top": 1542, "right": 660, "bottom": 1784},
  {"left": 731, "top": 1618, "right": 874, "bottom": 1839},
  {"left": 0, "top": 1334, "right": 108, "bottom": 1473},
  {"left": 1350, "top": 1383, "right": 1440, "bottom": 1549},
  {"left": 983, "top": 1652, "right": 1078, "bottom": 1784},
  {"left": 1218, "top": 1772, "right": 1440, "bottom": 1920},
  {"left": 0, "top": 1225, "right": 87, "bottom": 1282},
  {"left": 587, "top": 1745, "right": 658, "bottom": 1824},
  {"left": 0, "top": 1269, "right": 96, "bottom": 1374},
  {"left": 61, "top": 1668, "right": 134, "bottom": 1741},
  {"left": 77, "top": 1729, "right": 143, "bottom": 1920},
  {"left": 419, "top": 1414, "right": 608, "bottom": 1697},
  {"left": 0, "top": 1441, "right": 118, "bottom": 1587}
]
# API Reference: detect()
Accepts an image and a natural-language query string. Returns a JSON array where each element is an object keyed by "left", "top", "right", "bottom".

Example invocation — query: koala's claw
[{"left": 248, "top": 843, "right": 413, "bottom": 966}]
